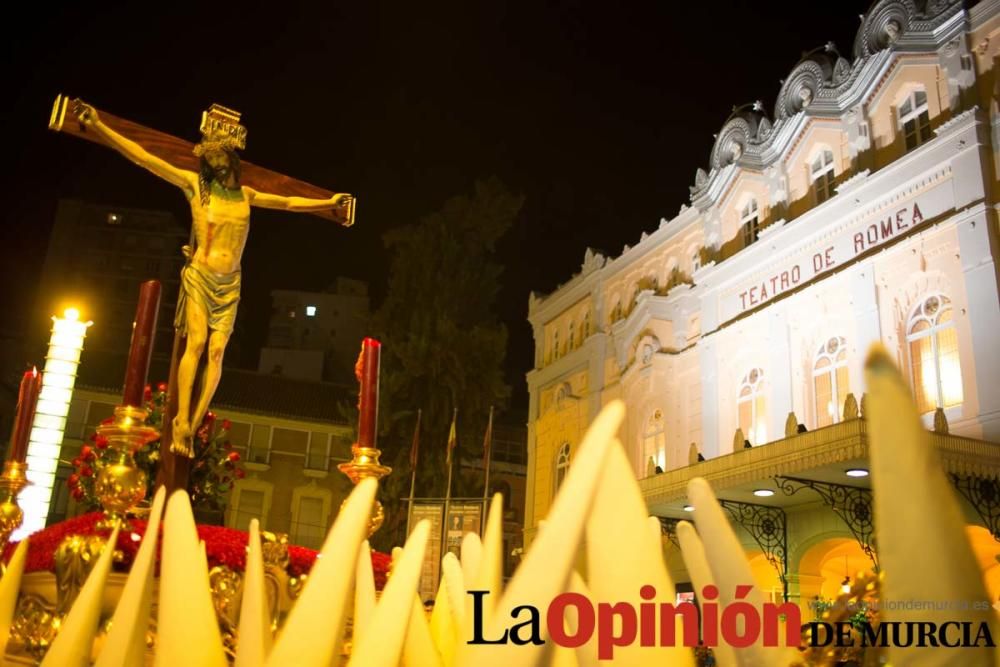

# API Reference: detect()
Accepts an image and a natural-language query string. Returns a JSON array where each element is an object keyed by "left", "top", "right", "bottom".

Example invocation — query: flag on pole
[
  {"left": 445, "top": 409, "right": 457, "bottom": 467},
  {"left": 481, "top": 406, "right": 494, "bottom": 470},
  {"left": 409, "top": 409, "right": 422, "bottom": 470},
  {"left": 482, "top": 405, "right": 495, "bottom": 503}
]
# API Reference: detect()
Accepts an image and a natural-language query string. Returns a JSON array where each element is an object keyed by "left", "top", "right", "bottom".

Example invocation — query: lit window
[
  {"left": 305, "top": 305, "right": 317, "bottom": 317},
  {"left": 287, "top": 308, "right": 296, "bottom": 319},
  {"left": 811, "top": 149, "right": 836, "bottom": 204},
  {"left": 813, "top": 336, "right": 850, "bottom": 427},
  {"left": 643, "top": 409, "right": 667, "bottom": 474},
  {"left": 898, "top": 89, "right": 932, "bottom": 152},
  {"left": 740, "top": 199, "right": 760, "bottom": 247},
  {"left": 554, "top": 443, "right": 570, "bottom": 494},
  {"left": 907, "top": 294, "right": 963, "bottom": 413},
  {"left": 737, "top": 368, "right": 767, "bottom": 445},
  {"left": 107, "top": 212, "right": 122, "bottom": 225}
]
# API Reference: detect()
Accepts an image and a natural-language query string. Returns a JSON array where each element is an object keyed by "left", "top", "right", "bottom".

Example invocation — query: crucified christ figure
[{"left": 72, "top": 99, "right": 353, "bottom": 456}]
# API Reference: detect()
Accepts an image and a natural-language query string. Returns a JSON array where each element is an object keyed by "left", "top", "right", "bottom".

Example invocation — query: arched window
[
  {"left": 643, "top": 409, "right": 667, "bottom": 474},
  {"left": 898, "top": 89, "right": 931, "bottom": 152},
  {"left": 737, "top": 368, "right": 768, "bottom": 445},
  {"left": 568, "top": 320, "right": 575, "bottom": 351},
  {"left": 813, "top": 336, "right": 850, "bottom": 427},
  {"left": 907, "top": 294, "right": 963, "bottom": 413},
  {"left": 740, "top": 199, "right": 760, "bottom": 247},
  {"left": 554, "top": 443, "right": 570, "bottom": 494},
  {"left": 811, "top": 149, "right": 836, "bottom": 204}
]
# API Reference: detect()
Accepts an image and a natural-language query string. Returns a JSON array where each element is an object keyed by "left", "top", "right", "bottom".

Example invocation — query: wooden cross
[{"left": 49, "top": 94, "right": 353, "bottom": 493}]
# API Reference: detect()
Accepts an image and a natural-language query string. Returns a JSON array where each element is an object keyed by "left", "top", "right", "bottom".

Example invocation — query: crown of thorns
[{"left": 193, "top": 137, "right": 243, "bottom": 156}]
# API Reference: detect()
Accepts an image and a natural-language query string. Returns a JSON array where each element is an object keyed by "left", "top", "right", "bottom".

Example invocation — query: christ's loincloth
[{"left": 174, "top": 256, "right": 241, "bottom": 336}]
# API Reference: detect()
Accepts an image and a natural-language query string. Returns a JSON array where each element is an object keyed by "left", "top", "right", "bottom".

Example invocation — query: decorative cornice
[{"left": 638, "top": 418, "right": 1000, "bottom": 511}]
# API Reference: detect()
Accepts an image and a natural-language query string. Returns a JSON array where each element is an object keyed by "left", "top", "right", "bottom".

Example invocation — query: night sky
[{"left": 1, "top": 0, "right": 869, "bottom": 413}]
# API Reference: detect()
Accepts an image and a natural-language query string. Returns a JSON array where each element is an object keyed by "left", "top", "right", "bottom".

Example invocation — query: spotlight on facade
[
  {"left": 845, "top": 468, "right": 870, "bottom": 478},
  {"left": 840, "top": 575, "right": 852, "bottom": 594},
  {"left": 682, "top": 504, "right": 694, "bottom": 512},
  {"left": 753, "top": 488, "right": 775, "bottom": 497},
  {"left": 16, "top": 307, "right": 92, "bottom": 539}
]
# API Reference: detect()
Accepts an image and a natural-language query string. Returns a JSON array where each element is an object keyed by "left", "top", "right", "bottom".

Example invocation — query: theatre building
[{"left": 525, "top": 0, "right": 1000, "bottom": 613}]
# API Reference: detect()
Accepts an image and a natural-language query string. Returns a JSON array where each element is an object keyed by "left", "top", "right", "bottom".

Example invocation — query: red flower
[
  {"left": 222, "top": 419, "right": 232, "bottom": 431},
  {"left": 156, "top": 382, "right": 168, "bottom": 392},
  {"left": 143, "top": 385, "right": 153, "bottom": 402},
  {"left": 235, "top": 469, "right": 245, "bottom": 479},
  {"left": 95, "top": 436, "right": 109, "bottom": 449},
  {"left": 67, "top": 473, "right": 80, "bottom": 487},
  {"left": 71, "top": 487, "right": 84, "bottom": 501},
  {"left": 228, "top": 452, "right": 240, "bottom": 463},
  {"left": 100, "top": 417, "right": 114, "bottom": 426},
  {"left": 80, "top": 465, "right": 93, "bottom": 478},
  {"left": 72, "top": 456, "right": 83, "bottom": 467},
  {"left": 80, "top": 445, "right": 95, "bottom": 461}
]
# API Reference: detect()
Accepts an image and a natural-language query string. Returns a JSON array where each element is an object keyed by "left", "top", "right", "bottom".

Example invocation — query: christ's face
[{"left": 205, "top": 150, "right": 232, "bottom": 183}]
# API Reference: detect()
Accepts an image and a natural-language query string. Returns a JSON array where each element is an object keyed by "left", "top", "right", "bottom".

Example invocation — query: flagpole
[
  {"left": 442, "top": 407, "right": 457, "bottom": 560},
  {"left": 481, "top": 405, "right": 494, "bottom": 505},
  {"left": 406, "top": 409, "right": 421, "bottom": 537}
]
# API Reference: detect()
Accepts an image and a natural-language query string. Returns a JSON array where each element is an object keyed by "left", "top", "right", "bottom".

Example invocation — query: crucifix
[{"left": 49, "top": 95, "right": 356, "bottom": 492}]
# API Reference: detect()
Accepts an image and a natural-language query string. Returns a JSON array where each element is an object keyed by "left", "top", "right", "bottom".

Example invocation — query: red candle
[
  {"left": 122, "top": 280, "right": 161, "bottom": 407},
  {"left": 9, "top": 367, "right": 42, "bottom": 462},
  {"left": 356, "top": 338, "right": 381, "bottom": 448}
]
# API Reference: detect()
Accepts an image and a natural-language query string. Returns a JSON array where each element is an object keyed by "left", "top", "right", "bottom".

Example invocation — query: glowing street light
[{"left": 15, "top": 308, "right": 92, "bottom": 538}]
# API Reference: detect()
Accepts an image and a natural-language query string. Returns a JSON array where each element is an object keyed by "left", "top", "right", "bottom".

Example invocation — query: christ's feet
[{"left": 171, "top": 416, "right": 194, "bottom": 458}]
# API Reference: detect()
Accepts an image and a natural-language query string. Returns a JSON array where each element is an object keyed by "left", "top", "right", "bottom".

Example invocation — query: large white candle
[{"left": 234, "top": 519, "right": 272, "bottom": 667}]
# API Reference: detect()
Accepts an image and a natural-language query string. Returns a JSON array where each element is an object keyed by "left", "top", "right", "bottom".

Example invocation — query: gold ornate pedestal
[
  {"left": 0, "top": 461, "right": 29, "bottom": 560},
  {"left": 338, "top": 446, "right": 391, "bottom": 537},
  {"left": 93, "top": 405, "right": 158, "bottom": 529}
]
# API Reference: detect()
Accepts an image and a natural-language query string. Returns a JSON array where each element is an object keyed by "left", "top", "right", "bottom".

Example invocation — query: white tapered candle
[
  {"left": 41, "top": 525, "right": 120, "bottom": 667},
  {"left": 96, "top": 487, "right": 166, "bottom": 667},
  {"left": 265, "top": 478, "right": 376, "bottom": 667},
  {"left": 353, "top": 540, "right": 376, "bottom": 650},
  {"left": 0, "top": 540, "right": 29, "bottom": 658},
  {"left": 155, "top": 491, "right": 227, "bottom": 667},
  {"left": 865, "top": 345, "right": 998, "bottom": 665},
  {"left": 348, "top": 520, "right": 430, "bottom": 666},
  {"left": 234, "top": 519, "right": 272, "bottom": 667}
]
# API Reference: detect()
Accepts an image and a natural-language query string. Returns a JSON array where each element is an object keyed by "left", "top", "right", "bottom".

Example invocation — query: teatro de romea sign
[{"left": 721, "top": 185, "right": 948, "bottom": 322}]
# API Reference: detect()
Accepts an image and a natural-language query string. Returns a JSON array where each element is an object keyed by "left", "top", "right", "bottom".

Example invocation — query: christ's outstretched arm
[
  {"left": 72, "top": 99, "right": 197, "bottom": 195},
  {"left": 245, "top": 187, "right": 353, "bottom": 214}
]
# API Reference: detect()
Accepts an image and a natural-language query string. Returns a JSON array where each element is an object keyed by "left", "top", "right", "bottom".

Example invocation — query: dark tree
[{"left": 370, "top": 177, "right": 522, "bottom": 551}]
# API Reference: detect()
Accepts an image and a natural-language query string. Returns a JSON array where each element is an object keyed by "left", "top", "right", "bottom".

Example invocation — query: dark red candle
[
  {"left": 122, "top": 280, "right": 161, "bottom": 407},
  {"left": 356, "top": 338, "right": 381, "bottom": 448},
  {"left": 9, "top": 367, "right": 42, "bottom": 462}
]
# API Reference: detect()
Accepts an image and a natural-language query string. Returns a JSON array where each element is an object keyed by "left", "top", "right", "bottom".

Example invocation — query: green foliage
[{"left": 370, "top": 178, "right": 522, "bottom": 551}]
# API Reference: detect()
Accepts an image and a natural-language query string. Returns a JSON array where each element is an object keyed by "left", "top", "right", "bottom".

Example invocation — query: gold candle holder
[
  {"left": 93, "top": 405, "right": 159, "bottom": 530},
  {"left": 338, "top": 445, "right": 391, "bottom": 537},
  {"left": 0, "top": 461, "right": 29, "bottom": 558}
]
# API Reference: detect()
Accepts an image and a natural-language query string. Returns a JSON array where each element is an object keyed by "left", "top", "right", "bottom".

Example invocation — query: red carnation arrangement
[
  {"left": 3, "top": 512, "right": 390, "bottom": 590},
  {"left": 68, "top": 384, "right": 244, "bottom": 513}
]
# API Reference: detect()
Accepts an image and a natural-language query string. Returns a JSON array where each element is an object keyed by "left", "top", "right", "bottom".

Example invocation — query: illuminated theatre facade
[{"left": 525, "top": 0, "right": 1000, "bottom": 610}]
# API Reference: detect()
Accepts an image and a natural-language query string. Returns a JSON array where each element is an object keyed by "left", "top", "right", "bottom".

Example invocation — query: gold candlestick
[
  {"left": 338, "top": 445, "right": 391, "bottom": 537},
  {"left": 93, "top": 405, "right": 159, "bottom": 529},
  {"left": 0, "top": 461, "right": 29, "bottom": 558}
]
